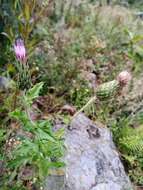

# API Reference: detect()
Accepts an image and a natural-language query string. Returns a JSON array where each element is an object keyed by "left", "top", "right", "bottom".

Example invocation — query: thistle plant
[
  {"left": 14, "top": 38, "right": 32, "bottom": 90},
  {"left": 6, "top": 83, "right": 65, "bottom": 189},
  {"left": 73, "top": 71, "right": 132, "bottom": 118}
]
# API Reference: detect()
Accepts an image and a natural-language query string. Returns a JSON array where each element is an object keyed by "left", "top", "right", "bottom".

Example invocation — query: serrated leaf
[
  {"left": 26, "top": 82, "right": 44, "bottom": 104},
  {"left": 36, "top": 128, "right": 56, "bottom": 142}
]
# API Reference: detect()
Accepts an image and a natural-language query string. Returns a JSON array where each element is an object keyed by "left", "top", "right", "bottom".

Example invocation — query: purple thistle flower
[
  {"left": 117, "top": 71, "right": 132, "bottom": 86},
  {"left": 14, "top": 38, "right": 26, "bottom": 62}
]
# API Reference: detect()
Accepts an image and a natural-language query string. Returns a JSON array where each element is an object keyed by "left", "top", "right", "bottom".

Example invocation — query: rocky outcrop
[{"left": 44, "top": 114, "right": 132, "bottom": 190}]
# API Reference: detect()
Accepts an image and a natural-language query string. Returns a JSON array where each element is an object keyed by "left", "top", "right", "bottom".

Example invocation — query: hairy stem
[{"left": 72, "top": 96, "right": 97, "bottom": 119}]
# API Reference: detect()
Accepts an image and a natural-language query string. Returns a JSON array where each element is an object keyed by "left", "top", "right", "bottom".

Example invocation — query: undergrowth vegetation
[{"left": 1, "top": 0, "right": 143, "bottom": 189}]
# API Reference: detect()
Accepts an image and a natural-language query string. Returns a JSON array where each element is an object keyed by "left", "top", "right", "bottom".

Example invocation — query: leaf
[
  {"left": 9, "top": 168, "right": 18, "bottom": 183},
  {"left": 37, "top": 158, "right": 49, "bottom": 179},
  {"left": 0, "top": 129, "right": 6, "bottom": 143},
  {"left": 24, "top": 2, "right": 30, "bottom": 21},
  {"left": 132, "top": 34, "right": 143, "bottom": 43},
  {"left": 7, "top": 64, "right": 16, "bottom": 73},
  {"left": 9, "top": 109, "right": 35, "bottom": 132},
  {"left": 55, "top": 128, "right": 65, "bottom": 139},
  {"left": 134, "top": 45, "right": 143, "bottom": 57},
  {"left": 123, "top": 154, "right": 136, "bottom": 165},
  {"left": 13, "top": 139, "right": 39, "bottom": 159},
  {"left": 9, "top": 109, "right": 28, "bottom": 124},
  {"left": 14, "top": 0, "right": 20, "bottom": 9},
  {"left": 38, "top": 120, "right": 51, "bottom": 128},
  {"left": 8, "top": 156, "right": 28, "bottom": 170},
  {"left": 47, "top": 161, "right": 65, "bottom": 168},
  {"left": 124, "top": 28, "right": 134, "bottom": 40},
  {"left": 35, "top": 128, "right": 56, "bottom": 142},
  {"left": 26, "top": 82, "right": 44, "bottom": 104},
  {"left": 1, "top": 32, "right": 13, "bottom": 43}
]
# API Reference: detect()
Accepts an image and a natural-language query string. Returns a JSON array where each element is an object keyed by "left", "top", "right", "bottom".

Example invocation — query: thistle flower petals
[
  {"left": 117, "top": 71, "right": 132, "bottom": 86},
  {"left": 14, "top": 38, "right": 26, "bottom": 62}
]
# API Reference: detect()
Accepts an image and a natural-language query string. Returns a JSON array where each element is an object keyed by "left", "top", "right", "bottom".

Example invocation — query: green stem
[{"left": 72, "top": 96, "right": 97, "bottom": 119}]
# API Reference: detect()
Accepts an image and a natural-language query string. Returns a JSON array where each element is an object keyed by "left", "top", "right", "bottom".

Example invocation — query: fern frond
[
  {"left": 120, "top": 135, "right": 143, "bottom": 154},
  {"left": 119, "top": 127, "right": 143, "bottom": 155}
]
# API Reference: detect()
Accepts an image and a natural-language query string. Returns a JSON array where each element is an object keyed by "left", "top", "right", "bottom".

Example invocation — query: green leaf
[
  {"left": 55, "top": 128, "right": 65, "bottom": 139},
  {"left": 13, "top": 139, "right": 39, "bottom": 157},
  {"left": 36, "top": 158, "right": 50, "bottom": 179},
  {"left": 9, "top": 109, "right": 23, "bottom": 119},
  {"left": 9, "top": 109, "right": 28, "bottom": 124},
  {"left": 1, "top": 32, "right": 13, "bottom": 43},
  {"left": 35, "top": 128, "right": 56, "bottom": 142},
  {"left": 38, "top": 120, "right": 51, "bottom": 128},
  {"left": 132, "top": 34, "right": 143, "bottom": 43},
  {"left": 134, "top": 45, "right": 143, "bottom": 57},
  {"left": 0, "top": 129, "right": 6, "bottom": 142},
  {"left": 24, "top": 2, "right": 30, "bottom": 21},
  {"left": 26, "top": 82, "right": 44, "bottom": 104}
]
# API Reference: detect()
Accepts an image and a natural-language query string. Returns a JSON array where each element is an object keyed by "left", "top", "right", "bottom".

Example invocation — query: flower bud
[
  {"left": 14, "top": 38, "right": 26, "bottom": 62},
  {"left": 117, "top": 71, "right": 132, "bottom": 86},
  {"left": 96, "top": 80, "right": 119, "bottom": 100}
]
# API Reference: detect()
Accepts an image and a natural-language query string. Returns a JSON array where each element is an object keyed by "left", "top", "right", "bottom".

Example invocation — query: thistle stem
[{"left": 72, "top": 96, "right": 97, "bottom": 119}]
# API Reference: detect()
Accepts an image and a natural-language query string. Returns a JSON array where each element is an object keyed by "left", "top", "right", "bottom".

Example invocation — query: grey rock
[
  {"left": 0, "top": 77, "right": 15, "bottom": 91},
  {"left": 44, "top": 114, "right": 132, "bottom": 190}
]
